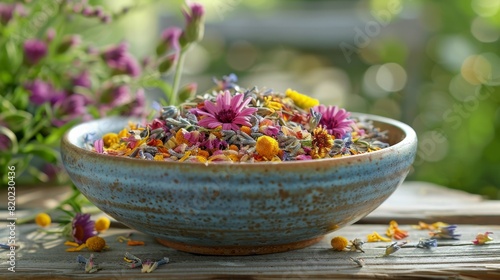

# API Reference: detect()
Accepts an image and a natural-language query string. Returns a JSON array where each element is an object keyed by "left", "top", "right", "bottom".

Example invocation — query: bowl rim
[{"left": 61, "top": 112, "right": 417, "bottom": 168}]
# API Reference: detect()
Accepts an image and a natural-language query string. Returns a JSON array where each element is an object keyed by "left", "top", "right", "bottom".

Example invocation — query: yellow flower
[
  {"left": 256, "top": 135, "right": 280, "bottom": 160},
  {"left": 153, "top": 154, "right": 164, "bottom": 161},
  {"left": 102, "top": 133, "right": 119, "bottom": 148},
  {"left": 35, "top": 212, "right": 51, "bottom": 227},
  {"left": 117, "top": 128, "right": 129, "bottom": 139},
  {"left": 95, "top": 217, "right": 111, "bottom": 233},
  {"left": 264, "top": 96, "right": 283, "bottom": 111},
  {"left": 330, "top": 236, "right": 349, "bottom": 251},
  {"left": 367, "top": 231, "right": 391, "bottom": 242},
  {"left": 311, "top": 126, "right": 334, "bottom": 159},
  {"left": 86, "top": 236, "right": 106, "bottom": 252},
  {"left": 285, "top": 88, "right": 319, "bottom": 110}
]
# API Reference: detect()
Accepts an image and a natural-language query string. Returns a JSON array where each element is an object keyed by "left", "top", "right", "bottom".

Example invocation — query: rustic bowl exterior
[{"left": 61, "top": 114, "right": 417, "bottom": 255}]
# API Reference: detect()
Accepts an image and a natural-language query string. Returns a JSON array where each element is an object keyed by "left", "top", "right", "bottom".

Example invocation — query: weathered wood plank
[
  {"left": 1, "top": 224, "right": 499, "bottom": 279},
  {"left": 364, "top": 182, "right": 500, "bottom": 225}
]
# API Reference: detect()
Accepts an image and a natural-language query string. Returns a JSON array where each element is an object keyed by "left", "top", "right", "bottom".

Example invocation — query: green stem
[
  {"left": 170, "top": 49, "right": 187, "bottom": 105},
  {"left": 19, "top": 117, "right": 49, "bottom": 146}
]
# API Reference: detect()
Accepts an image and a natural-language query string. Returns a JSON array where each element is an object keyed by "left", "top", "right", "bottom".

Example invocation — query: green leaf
[
  {"left": 21, "top": 143, "right": 59, "bottom": 163},
  {"left": 141, "top": 77, "right": 173, "bottom": 104},
  {"left": 0, "top": 125, "right": 19, "bottom": 153},
  {"left": 0, "top": 110, "right": 33, "bottom": 132},
  {"left": 0, "top": 96, "right": 16, "bottom": 112},
  {"left": 43, "top": 119, "right": 79, "bottom": 145},
  {"left": 27, "top": 166, "right": 50, "bottom": 182}
]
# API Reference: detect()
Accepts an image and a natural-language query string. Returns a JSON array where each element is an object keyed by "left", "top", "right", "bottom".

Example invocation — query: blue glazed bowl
[{"left": 61, "top": 113, "right": 417, "bottom": 255}]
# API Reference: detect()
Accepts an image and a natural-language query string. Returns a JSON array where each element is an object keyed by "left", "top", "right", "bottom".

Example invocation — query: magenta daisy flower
[
  {"left": 196, "top": 90, "right": 257, "bottom": 131},
  {"left": 312, "top": 105, "right": 353, "bottom": 138},
  {"left": 72, "top": 213, "right": 96, "bottom": 244}
]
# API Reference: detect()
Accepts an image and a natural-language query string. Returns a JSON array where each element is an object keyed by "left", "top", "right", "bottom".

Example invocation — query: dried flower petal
[
  {"left": 349, "top": 257, "right": 365, "bottom": 267},
  {"left": 386, "top": 220, "right": 409, "bottom": 240},
  {"left": 367, "top": 231, "right": 391, "bottom": 242},
  {"left": 473, "top": 232, "right": 493, "bottom": 245},
  {"left": 383, "top": 241, "right": 407, "bottom": 256},
  {"left": 416, "top": 238, "right": 438, "bottom": 249},
  {"left": 413, "top": 221, "right": 449, "bottom": 231},
  {"left": 429, "top": 225, "right": 461, "bottom": 240},
  {"left": 349, "top": 238, "right": 365, "bottom": 253}
]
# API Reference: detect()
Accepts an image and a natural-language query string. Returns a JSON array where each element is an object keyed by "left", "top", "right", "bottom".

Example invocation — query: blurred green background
[
  {"left": 6, "top": 0, "right": 500, "bottom": 198},
  {"left": 148, "top": 0, "right": 500, "bottom": 198}
]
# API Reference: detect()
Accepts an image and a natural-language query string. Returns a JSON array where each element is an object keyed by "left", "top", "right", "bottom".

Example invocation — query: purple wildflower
[
  {"left": 196, "top": 90, "right": 257, "bottom": 131},
  {"left": 56, "top": 35, "right": 81, "bottom": 54},
  {"left": 159, "top": 27, "right": 182, "bottom": 54},
  {"left": 127, "top": 88, "right": 146, "bottom": 117},
  {"left": 46, "top": 28, "right": 56, "bottom": 42},
  {"left": 102, "top": 42, "right": 141, "bottom": 77},
  {"left": 182, "top": 2, "right": 204, "bottom": 44},
  {"left": 23, "top": 39, "right": 47, "bottom": 65},
  {"left": 82, "top": 6, "right": 94, "bottom": 16},
  {"left": 100, "top": 14, "right": 111, "bottom": 24},
  {"left": 213, "top": 73, "right": 239, "bottom": 90},
  {"left": 25, "top": 80, "right": 66, "bottom": 105},
  {"left": 100, "top": 85, "right": 131, "bottom": 107},
  {"left": 42, "top": 163, "right": 60, "bottom": 181},
  {"left": 0, "top": 134, "right": 11, "bottom": 151},
  {"left": 312, "top": 105, "right": 353, "bottom": 138},
  {"left": 183, "top": 2, "right": 204, "bottom": 23},
  {"left": 0, "top": 3, "right": 25, "bottom": 25},
  {"left": 72, "top": 71, "right": 92, "bottom": 88},
  {"left": 52, "top": 94, "right": 90, "bottom": 127},
  {"left": 72, "top": 213, "right": 96, "bottom": 244}
]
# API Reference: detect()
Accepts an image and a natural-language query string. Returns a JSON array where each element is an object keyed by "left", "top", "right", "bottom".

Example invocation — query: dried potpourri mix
[{"left": 89, "top": 80, "right": 390, "bottom": 163}]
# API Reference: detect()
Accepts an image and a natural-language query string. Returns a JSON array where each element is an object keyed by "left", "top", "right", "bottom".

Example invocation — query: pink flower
[
  {"left": 312, "top": 105, "right": 353, "bottom": 138},
  {"left": 93, "top": 139, "right": 104, "bottom": 154},
  {"left": 196, "top": 91, "right": 257, "bottom": 131}
]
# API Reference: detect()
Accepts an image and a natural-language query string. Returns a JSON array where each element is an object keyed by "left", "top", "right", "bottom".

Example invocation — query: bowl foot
[{"left": 156, "top": 236, "right": 324, "bottom": 256}]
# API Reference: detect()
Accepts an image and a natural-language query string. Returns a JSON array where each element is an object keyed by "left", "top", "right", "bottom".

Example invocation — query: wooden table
[{"left": 1, "top": 181, "right": 500, "bottom": 279}]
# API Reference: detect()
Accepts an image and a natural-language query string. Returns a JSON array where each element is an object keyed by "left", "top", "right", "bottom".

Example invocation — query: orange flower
[{"left": 386, "top": 220, "right": 409, "bottom": 240}]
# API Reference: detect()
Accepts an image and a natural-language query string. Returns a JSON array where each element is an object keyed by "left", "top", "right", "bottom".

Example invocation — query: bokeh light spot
[
  {"left": 226, "top": 40, "right": 259, "bottom": 71},
  {"left": 471, "top": 0, "right": 500, "bottom": 18},
  {"left": 375, "top": 62, "right": 407, "bottom": 92},
  {"left": 460, "top": 54, "right": 492, "bottom": 85},
  {"left": 471, "top": 17, "right": 500, "bottom": 43}
]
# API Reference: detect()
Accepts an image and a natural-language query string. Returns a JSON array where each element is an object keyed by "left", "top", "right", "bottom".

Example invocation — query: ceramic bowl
[{"left": 61, "top": 113, "right": 417, "bottom": 255}]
